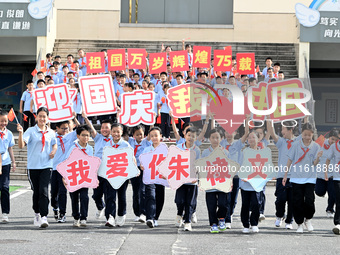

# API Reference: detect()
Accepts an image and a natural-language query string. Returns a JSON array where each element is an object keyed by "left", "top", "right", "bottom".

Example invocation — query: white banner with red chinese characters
[
  {"left": 238, "top": 147, "right": 275, "bottom": 192},
  {"left": 98, "top": 146, "right": 140, "bottom": 189},
  {"left": 195, "top": 147, "right": 239, "bottom": 193},
  {"left": 57, "top": 148, "right": 101, "bottom": 192},
  {"left": 33, "top": 84, "right": 75, "bottom": 122},
  {"left": 139, "top": 143, "right": 169, "bottom": 186},
  {"left": 119, "top": 90, "right": 156, "bottom": 126},
  {"left": 157, "top": 145, "right": 197, "bottom": 190},
  {"left": 78, "top": 75, "right": 117, "bottom": 117}
]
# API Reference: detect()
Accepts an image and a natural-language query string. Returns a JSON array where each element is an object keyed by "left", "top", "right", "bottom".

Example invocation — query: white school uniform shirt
[
  {"left": 287, "top": 140, "right": 321, "bottom": 184},
  {"left": 66, "top": 141, "right": 93, "bottom": 158},
  {"left": 0, "top": 128, "right": 15, "bottom": 166},
  {"left": 220, "top": 139, "right": 245, "bottom": 165},
  {"left": 23, "top": 125, "right": 57, "bottom": 169},
  {"left": 21, "top": 90, "right": 33, "bottom": 111},
  {"left": 94, "top": 134, "right": 112, "bottom": 159},
  {"left": 53, "top": 131, "right": 77, "bottom": 170},
  {"left": 0, "top": 139, "right": 5, "bottom": 155},
  {"left": 72, "top": 92, "right": 82, "bottom": 114},
  {"left": 317, "top": 138, "right": 335, "bottom": 179},
  {"left": 176, "top": 137, "right": 202, "bottom": 147},
  {"left": 275, "top": 135, "right": 301, "bottom": 178},
  {"left": 107, "top": 138, "right": 131, "bottom": 149},
  {"left": 202, "top": 145, "right": 229, "bottom": 193},
  {"left": 128, "top": 137, "right": 152, "bottom": 166},
  {"left": 326, "top": 141, "right": 340, "bottom": 181}
]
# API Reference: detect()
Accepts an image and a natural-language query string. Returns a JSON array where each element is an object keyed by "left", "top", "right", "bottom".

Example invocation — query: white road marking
[{"left": 10, "top": 188, "right": 30, "bottom": 199}]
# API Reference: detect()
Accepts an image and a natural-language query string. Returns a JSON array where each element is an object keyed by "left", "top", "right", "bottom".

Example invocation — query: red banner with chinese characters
[
  {"left": 237, "top": 53, "right": 255, "bottom": 75},
  {"left": 214, "top": 49, "right": 233, "bottom": 72},
  {"left": 86, "top": 52, "right": 105, "bottom": 74},
  {"left": 108, "top": 49, "right": 126, "bottom": 71},
  {"left": 149, "top": 52, "right": 167, "bottom": 74},
  {"left": 128, "top": 48, "right": 147, "bottom": 69},
  {"left": 192, "top": 46, "right": 211, "bottom": 68},
  {"left": 169, "top": 50, "right": 189, "bottom": 72}
]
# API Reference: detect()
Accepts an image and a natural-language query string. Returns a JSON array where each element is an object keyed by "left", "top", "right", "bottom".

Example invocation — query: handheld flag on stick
[
  {"left": 8, "top": 108, "right": 19, "bottom": 124},
  {"left": 23, "top": 113, "right": 28, "bottom": 122}
]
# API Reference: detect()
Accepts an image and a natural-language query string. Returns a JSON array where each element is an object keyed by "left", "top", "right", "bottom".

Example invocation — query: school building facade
[{"left": 0, "top": 0, "right": 339, "bottom": 131}]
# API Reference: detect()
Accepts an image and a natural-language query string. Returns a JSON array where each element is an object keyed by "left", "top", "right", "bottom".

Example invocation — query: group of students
[{"left": 1, "top": 104, "right": 340, "bottom": 236}]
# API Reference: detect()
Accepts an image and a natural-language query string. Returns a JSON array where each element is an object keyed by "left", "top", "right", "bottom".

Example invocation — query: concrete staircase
[{"left": 52, "top": 40, "right": 298, "bottom": 79}]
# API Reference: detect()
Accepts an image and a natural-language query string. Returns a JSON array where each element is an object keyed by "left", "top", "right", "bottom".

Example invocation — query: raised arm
[
  {"left": 169, "top": 110, "right": 181, "bottom": 141},
  {"left": 17, "top": 124, "right": 25, "bottom": 149},
  {"left": 83, "top": 113, "right": 97, "bottom": 138},
  {"left": 266, "top": 118, "right": 278, "bottom": 143}
]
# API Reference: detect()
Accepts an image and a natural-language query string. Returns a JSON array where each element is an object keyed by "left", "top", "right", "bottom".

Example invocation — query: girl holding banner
[{"left": 17, "top": 107, "right": 57, "bottom": 228}]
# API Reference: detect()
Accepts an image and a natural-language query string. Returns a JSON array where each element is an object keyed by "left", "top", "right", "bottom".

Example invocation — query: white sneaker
[
  {"left": 139, "top": 214, "right": 146, "bottom": 223},
  {"left": 40, "top": 216, "right": 49, "bottom": 228},
  {"left": 252, "top": 226, "right": 259, "bottom": 233},
  {"left": 2, "top": 213, "right": 9, "bottom": 223},
  {"left": 259, "top": 214, "right": 266, "bottom": 222},
  {"left": 73, "top": 219, "right": 80, "bottom": 227},
  {"left": 304, "top": 219, "right": 313, "bottom": 232},
  {"left": 34, "top": 213, "right": 41, "bottom": 226},
  {"left": 146, "top": 219, "right": 154, "bottom": 228},
  {"left": 80, "top": 220, "right": 87, "bottom": 227},
  {"left": 184, "top": 223, "right": 192, "bottom": 231},
  {"left": 285, "top": 223, "right": 293, "bottom": 230},
  {"left": 275, "top": 217, "right": 283, "bottom": 227},
  {"left": 327, "top": 211, "right": 334, "bottom": 218},
  {"left": 191, "top": 212, "right": 198, "bottom": 223},
  {"left": 332, "top": 224, "right": 340, "bottom": 235},
  {"left": 95, "top": 209, "right": 105, "bottom": 220},
  {"left": 175, "top": 215, "right": 183, "bottom": 227},
  {"left": 154, "top": 220, "right": 158, "bottom": 227},
  {"left": 242, "top": 228, "right": 250, "bottom": 234},
  {"left": 105, "top": 215, "right": 115, "bottom": 227},
  {"left": 134, "top": 216, "right": 140, "bottom": 222},
  {"left": 116, "top": 215, "right": 126, "bottom": 227},
  {"left": 296, "top": 224, "right": 304, "bottom": 233},
  {"left": 226, "top": 223, "right": 232, "bottom": 229}
]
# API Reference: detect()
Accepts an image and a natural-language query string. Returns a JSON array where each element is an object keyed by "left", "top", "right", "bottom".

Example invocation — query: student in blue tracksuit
[
  {"left": 104, "top": 123, "right": 133, "bottom": 228},
  {"left": 283, "top": 123, "right": 323, "bottom": 233},
  {"left": 0, "top": 110, "right": 16, "bottom": 223},
  {"left": 175, "top": 127, "right": 201, "bottom": 232},
  {"left": 65, "top": 125, "right": 93, "bottom": 228},
  {"left": 51, "top": 119, "right": 78, "bottom": 223},
  {"left": 18, "top": 107, "right": 57, "bottom": 228},
  {"left": 128, "top": 125, "right": 151, "bottom": 223},
  {"left": 315, "top": 129, "right": 339, "bottom": 218},
  {"left": 267, "top": 120, "right": 301, "bottom": 229},
  {"left": 140, "top": 127, "right": 166, "bottom": 228},
  {"left": 201, "top": 128, "right": 230, "bottom": 233}
]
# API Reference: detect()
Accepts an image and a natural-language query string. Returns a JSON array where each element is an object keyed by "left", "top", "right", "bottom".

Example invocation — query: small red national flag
[
  {"left": 23, "top": 113, "right": 28, "bottom": 122},
  {"left": 40, "top": 67, "right": 47, "bottom": 73},
  {"left": 40, "top": 60, "right": 45, "bottom": 68},
  {"left": 71, "top": 63, "right": 75, "bottom": 70},
  {"left": 31, "top": 69, "right": 38, "bottom": 77},
  {"left": 315, "top": 135, "right": 326, "bottom": 147},
  {"left": 224, "top": 46, "right": 232, "bottom": 51},
  {"left": 8, "top": 108, "right": 16, "bottom": 122},
  {"left": 256, "top": 65, "right": 260, "bottom": 73},
  {"left": 33, "top": 113, "right": 37, "bottom": 118}
]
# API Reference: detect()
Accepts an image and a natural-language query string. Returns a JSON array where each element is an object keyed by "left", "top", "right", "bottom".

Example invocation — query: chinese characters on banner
[
  {"left": 192, "top": 46, "right": 211, "bottom": 68},
  {"left": 195, "top": 147, "right": 239, "bottom": 193},
  {"left": 238, "top": 147, "right": 275, "bottom": 192},
  {"left": 119, "top": 90, "right": 155, "bottom": 126},
  {"left": 250, "top": 79, "right": 307, "bottom": 122},
  {"left": 108, "top": 49, "right": 126, "bottom": 71},
  {"left": 57, "top": 148, "right": 101, "bottom": 192},
  {"left": 237, "top": 53, "right": 255, "bottom": 75},
  {"left": 139, "top": 143, "right": 169, "bottom": 186},
  {"left": 78, "top": 75, "right": 117, "bottom": 117},
  {"left": 86, "top": 52, "right": 105, "bottom": 74},
  {"left": 167, "top": 83, "right": 207, "bottom": 119},
  {"left": 98, "top": 147, "right": 140, "bottom": 189},
  {"left": 214, "top": 49, "right": 233, "bottom": 72},
  {"left": 158, "top": 145, "right": 197, "bottom": 190},
  {"left": 33, "top": 84, "right": 74, "bottom": 122},
  {"left": 169, "top": 50, "right": 189, "bottom": 72},
  {"left": 148, "top": 52, "right": 167, "bottom": 74},
  {"left": 128, "top": 48, "right": 147, "bottom": 69},
  {"left": 319, "top": 16, "right": 340, "bottom": 38}
]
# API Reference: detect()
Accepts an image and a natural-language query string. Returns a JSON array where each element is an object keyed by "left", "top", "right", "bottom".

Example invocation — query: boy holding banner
[{"left": 65, "top": 125, "right": 93, "bottom": 227}]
